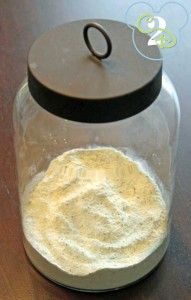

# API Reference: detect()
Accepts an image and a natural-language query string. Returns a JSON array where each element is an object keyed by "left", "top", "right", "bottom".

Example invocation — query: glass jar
[{"left": 13, "top": 20, "right": 180, "bottom": 292}]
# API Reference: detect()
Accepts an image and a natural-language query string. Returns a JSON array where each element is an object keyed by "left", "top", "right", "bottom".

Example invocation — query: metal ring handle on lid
[{"left": 83, "top": 23, "right": 112, "bottom": 59}]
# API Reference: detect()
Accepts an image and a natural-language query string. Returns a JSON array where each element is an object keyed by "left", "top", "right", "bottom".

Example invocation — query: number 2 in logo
[{"left": 136, "top": 13, "right": 177, "bottom": 49}]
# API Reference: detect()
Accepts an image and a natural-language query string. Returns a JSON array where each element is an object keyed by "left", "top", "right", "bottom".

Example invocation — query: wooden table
[{"left": 0, "top": 1, "right": 191, "bottom": 299}]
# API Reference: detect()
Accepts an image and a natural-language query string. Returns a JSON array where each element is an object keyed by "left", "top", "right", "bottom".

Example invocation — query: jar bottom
[{"left": 23, "top": 235, "right": 169, "bottom": 292}]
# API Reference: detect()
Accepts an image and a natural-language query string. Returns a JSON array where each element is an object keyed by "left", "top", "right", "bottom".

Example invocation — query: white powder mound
[{"left": 22, "top": 147, "right": 167, "bottom": 277}]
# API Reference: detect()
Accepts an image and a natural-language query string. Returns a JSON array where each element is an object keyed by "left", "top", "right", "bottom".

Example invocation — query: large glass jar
[{"left": 13, "top": 20, "right": 180, "bottom": 291}]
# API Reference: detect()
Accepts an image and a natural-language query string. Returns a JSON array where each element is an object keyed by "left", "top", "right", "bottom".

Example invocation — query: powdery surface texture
[{"left": 22, "top": 147, "right": 167, "bottom": 276}]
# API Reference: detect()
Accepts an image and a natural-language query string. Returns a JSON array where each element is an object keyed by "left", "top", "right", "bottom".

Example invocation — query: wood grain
[{"left": 0, "top": 1, "right": 191, "bottom": 299}]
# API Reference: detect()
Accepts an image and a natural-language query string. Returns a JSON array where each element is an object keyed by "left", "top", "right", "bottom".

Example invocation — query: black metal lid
[{"left": 28, "top": 19, "right": 162, "bottom": 123}]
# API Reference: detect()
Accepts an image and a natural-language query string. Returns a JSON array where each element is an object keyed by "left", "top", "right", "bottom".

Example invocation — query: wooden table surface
[{"left": 0, "top": 1, "right": 191, "bottom": 299}]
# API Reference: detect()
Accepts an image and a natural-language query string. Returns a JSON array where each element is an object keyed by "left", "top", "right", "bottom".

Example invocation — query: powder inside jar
[{"left": 22, "top": 147, "right": 168, "bottom": 277}]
